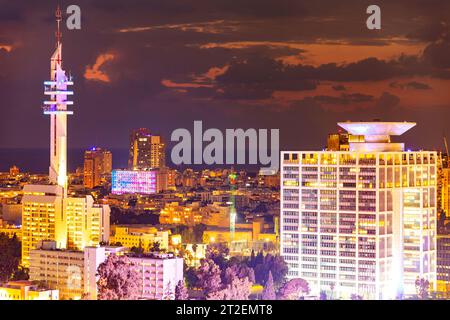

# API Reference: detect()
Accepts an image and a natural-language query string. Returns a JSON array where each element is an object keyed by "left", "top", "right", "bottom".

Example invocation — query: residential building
[
  {"left": 83, "top": 147, "right": 112, "bottom": 188},
  {"left": 128, "top": 128, "right": 165, "bottom": 170}
]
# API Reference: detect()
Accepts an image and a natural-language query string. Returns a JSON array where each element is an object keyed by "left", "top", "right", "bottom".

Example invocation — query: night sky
[{"left": 1, "top": 0, "right": 450, "bottom": 157}]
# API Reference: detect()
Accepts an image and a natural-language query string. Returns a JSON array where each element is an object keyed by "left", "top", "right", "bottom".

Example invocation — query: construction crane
[{"left": 444, "top": 136, "right": 449, "bottom": 168}]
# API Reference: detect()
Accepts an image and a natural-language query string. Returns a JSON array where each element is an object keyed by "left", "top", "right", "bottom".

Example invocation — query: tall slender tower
[
  {"left": 22, "top": 7, "right": 111, "bottom": 268},
  {"left": 44, "top": 6, "right": 74, "bottom": 193}
]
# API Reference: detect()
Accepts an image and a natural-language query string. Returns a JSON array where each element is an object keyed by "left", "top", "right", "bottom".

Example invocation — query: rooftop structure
[{"left": 337, "top": 121, "right": 416, "bottom": 152}]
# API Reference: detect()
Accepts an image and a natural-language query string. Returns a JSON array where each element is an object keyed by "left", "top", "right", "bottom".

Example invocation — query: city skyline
[
  {"left": 0, "top": 0, "right": 450, "bottom": 156},
  {"left": 0, "top": 1, "right": 450, "bottom": 303}
]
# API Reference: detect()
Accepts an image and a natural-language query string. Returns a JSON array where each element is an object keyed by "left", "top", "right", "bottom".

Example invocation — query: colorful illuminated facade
[
  {"left": 112, "top": 169, "right": 158, "bottom": 195},
  {"left": 281, "top": 122, "right": 437, "bottom": 299}
]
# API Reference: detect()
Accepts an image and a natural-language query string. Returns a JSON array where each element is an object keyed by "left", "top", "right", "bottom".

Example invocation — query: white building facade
[{"left": 280, "top": 122, "right": 437, "bottom": 299}]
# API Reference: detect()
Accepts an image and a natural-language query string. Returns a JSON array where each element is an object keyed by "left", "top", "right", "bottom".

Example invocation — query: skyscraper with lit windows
[
  {"left": 128, "top": 128, "right": 165, "bottom": 170},
  {"left": 83, "top": 147, "right": 112, "bottom": 188},
  {"left": 280, "top": 122, "right": 437, "bottom": 299}
]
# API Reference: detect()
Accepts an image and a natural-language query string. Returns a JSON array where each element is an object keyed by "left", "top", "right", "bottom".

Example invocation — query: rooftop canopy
[{"left": 337, "top": 121, "right": 416, "bottom": 136}]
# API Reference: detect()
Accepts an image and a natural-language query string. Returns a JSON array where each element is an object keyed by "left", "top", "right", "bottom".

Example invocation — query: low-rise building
[
  {"left": 110, "top": 226, "right": 170, "bottom": 251},
  {"left": 29, "top": 241, "right": 126, "bottom": 300},
  {"left": 0, "top": 281, "right": 59, "bottom": 300},
  {"left": 129, "top": 252, "right": 183, "bottom": 300}
]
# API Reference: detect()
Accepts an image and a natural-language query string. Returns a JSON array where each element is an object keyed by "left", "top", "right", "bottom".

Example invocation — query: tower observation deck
[{"left": 44, "top": 6, "right": 74, "bottom": 192}]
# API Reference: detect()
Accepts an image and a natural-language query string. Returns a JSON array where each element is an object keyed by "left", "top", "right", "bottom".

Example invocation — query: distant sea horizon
[{"left": 0, "top": 148, "right": 262, "bottom": 174}]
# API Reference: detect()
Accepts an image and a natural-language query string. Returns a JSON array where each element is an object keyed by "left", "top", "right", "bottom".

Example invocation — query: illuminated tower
[
  {"left": 22, "top": 8, "right": 110, "bottom": 267},
  {"left": 44, "top": 7, "right": 74, "bottom": 193}
]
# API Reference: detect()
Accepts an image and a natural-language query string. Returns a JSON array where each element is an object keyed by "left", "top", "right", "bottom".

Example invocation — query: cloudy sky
[{"left": 1, "top": 0, "right": 450, "bottom": 153}]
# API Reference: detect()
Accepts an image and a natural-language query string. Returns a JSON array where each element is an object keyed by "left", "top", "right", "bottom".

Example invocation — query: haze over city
[{"left": 1, "top": 0, "right": 450, "bottom": 159}]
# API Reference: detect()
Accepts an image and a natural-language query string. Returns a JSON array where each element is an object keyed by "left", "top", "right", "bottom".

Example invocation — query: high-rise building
[
  {"left": 21, "top": 8, "right": 110, "bottom": 267},
  {"left": 21, "top": 185, "right": 66, "bottom": 267},
  {"left": 83, "top": 147, "right": 112, "bottom": 188},
  {"left": 280, "top": 121, "right": 437, "bottom": 299},
  {"left": 128, "top": 128, "right": 165, "bottom": 170}
]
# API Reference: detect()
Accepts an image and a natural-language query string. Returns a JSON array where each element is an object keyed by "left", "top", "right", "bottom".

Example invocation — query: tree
[
  {"left": 207, "top": 276, "right": 252, "bottom": 300},
  {"left": 97, "top": 254, "right": 140, "bottom": 300},
  {"left": 185, "top": 267, "right": 199, "bottom": 288},
  {"left": 261, "top": 271, "right": 276, "bottom": 300},
  {"left": 12, "top": 266, "right": 29, "bottom": 281},
  {"left": 206, "top": 243, "right": 230, "bottom": 269},
  {"left": 278, "top": 278, "right": 310, "bottom": 300},
  {"left": 175, "top": 280, "right": 189, "bottom": 300},
  {"left": 130, "top": 246, "right": 144, "bottom": 255},
  {"left": 415, "top": 277, "right": 430, "bottom": 300},
  {"left": 196, "top": 259, "right": 222, "bottom": 295},
  {"left": 0, "top": 233, "right": 21, "bottom": 282},
  {"left": 320, "top": 290, "right": 327, "bottom": 300},
  {"left": 249, "top": 250, "right": 256, "bottom": 268},
  {"left": 193, "top": 224, "right": 207, "bottom": 243},
  {"left": 223, "top": 264, "right": 255, "bottom": 285},
  {"left": 163, "top": 281, "right": 175, "bottom": 300},
  {"left": 149, "top": 241, "right": 161, "bottom": 252},
  {"left": 253, "top": 253, "right": 288, "bottom": 287}
]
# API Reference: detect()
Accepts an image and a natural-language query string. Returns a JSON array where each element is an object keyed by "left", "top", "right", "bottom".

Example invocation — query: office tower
[
  {"left": 21, "top": 8, "right": 111, "bottom": 267},
  {"left": 128, "top": 128, "right": 165, "bottom": 170},
  {"left": 83, "top": 147, "right": 113, "bottom": 188},
  {"left": 280, "top": 121, "right": 437, "bottom": 299}
]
